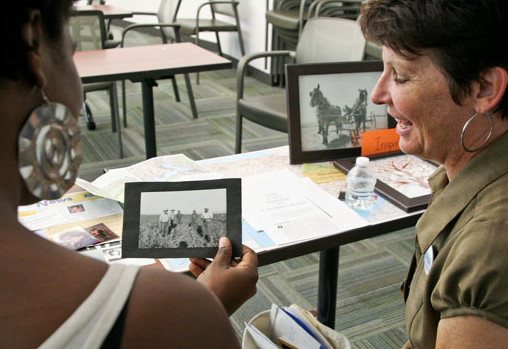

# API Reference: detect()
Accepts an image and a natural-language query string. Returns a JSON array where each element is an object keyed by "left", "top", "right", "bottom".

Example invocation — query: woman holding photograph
[
  {"left": 0, "top": 1, "right": 257, "bottom": 348},
  {"left": 360, "top": 0, "right": 508, "bottom": 347}
]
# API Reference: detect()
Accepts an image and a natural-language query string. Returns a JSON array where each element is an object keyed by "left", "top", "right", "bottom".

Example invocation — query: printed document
[{"left": 242, "top": 170, "right": 367, "bottom": 245}]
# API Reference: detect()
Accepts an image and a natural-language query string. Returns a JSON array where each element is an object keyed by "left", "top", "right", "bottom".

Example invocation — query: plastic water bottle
[{"left": 345, "top": 156, "right": 377, "bottom": 209}]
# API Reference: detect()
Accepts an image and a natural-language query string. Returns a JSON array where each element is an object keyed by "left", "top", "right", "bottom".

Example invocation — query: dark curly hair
[
  {"left": 360, "top": 0, "right": 508, "bottom": 119},
  {"left": 0, "top": 0, "right": 75, "bottom": 82}
]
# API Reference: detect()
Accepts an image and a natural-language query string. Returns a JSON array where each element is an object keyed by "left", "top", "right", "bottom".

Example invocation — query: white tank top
[{"left": 39, "top": 263, "right": 140, "bottom": 349}]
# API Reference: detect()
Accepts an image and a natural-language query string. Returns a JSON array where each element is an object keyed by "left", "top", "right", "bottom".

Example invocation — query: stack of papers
[{"left": 245, "top": 304, "right": 348, "bottom": 349}]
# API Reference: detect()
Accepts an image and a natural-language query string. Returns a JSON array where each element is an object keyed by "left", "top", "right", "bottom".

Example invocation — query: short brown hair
[{"left": 360, "top": 0, "right": 508, "bottom": 119}]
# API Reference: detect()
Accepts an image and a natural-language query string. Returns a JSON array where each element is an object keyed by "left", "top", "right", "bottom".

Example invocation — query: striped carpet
[{"left": 77, "top": 27, "right": 414, "bottom": 348}]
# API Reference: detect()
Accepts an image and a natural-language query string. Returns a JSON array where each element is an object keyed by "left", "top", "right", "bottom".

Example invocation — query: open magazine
[{"left": 244, "top": 304, "right": 350, "bottom": 349}]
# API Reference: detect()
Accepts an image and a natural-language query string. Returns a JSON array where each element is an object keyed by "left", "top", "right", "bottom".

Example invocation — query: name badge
[{"left": 424, "top": 246, "right": 434, "bottom": 275}]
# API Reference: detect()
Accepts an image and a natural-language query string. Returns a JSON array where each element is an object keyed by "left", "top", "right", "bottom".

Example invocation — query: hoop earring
[
  {"left": 18, "top": 91, "right": 82, "bottom": 200},
  {"left": 461, "top": 112, "right": 494, "bottom": 153}
]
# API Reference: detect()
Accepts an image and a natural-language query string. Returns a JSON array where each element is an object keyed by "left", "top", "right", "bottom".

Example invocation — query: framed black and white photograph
[
  {"left": 334, "top": 153, "right": 438, "bottom": 212},
  {"left": 122, "top": 179, "right": 242, "bottom": 258},
  {"left": 286, "top": 61, "right": 395, "bottom": 164}
]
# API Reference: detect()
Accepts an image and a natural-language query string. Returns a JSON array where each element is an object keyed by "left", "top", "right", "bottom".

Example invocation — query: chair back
[
  {"left": 211, "top": 1, "right": 238, "bottom": 17},
  {"left": 70, "top": 10, "right": 108, "bottom": 51},
  {"left": 295, "top": 17, "right": 366, "bottom": 64},
  {"left": 276, "top": 0, "right": 313, "bottom": 11},
  {"left": 157, "top": 0, "right": 182, "bottom": 41},
  {"left": 310, "top": 0, "right": 362, "bottom": 21}
]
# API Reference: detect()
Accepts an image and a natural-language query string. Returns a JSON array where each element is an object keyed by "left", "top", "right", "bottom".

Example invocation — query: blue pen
[{"left": 279, "top": 307, "right": 327, "bottom": 349}]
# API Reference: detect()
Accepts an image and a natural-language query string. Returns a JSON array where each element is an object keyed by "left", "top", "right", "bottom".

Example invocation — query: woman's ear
[
  {"left": 475, "top": 66, "right": 508, "bottom": 114},
  {"left": 22, "top": 9, "right": 46, "bottom": 88}
]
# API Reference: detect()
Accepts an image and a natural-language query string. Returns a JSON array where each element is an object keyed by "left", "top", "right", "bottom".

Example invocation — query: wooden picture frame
[
  {"left": 122, "top": 178, "right": 242, "bottom": 258},
  {"left": 286, "top": 61, "right": 396, "bottom": 164},
  {"left": 334, "top": 153, "right": 438, "bottom": 212}
]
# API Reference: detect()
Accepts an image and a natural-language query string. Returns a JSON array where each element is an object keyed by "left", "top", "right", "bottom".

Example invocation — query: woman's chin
[{"left": 398, "top": 140, "right": 421, "bottom": 157}]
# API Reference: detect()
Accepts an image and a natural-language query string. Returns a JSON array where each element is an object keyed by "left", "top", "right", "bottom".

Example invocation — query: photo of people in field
[{"left": 138, "top": 188, "right": 227, "bottom": 249}]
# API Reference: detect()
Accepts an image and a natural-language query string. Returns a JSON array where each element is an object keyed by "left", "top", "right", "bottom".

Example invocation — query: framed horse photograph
[{"left": 286, "top": 61, "right": 395, "bottom": 164}]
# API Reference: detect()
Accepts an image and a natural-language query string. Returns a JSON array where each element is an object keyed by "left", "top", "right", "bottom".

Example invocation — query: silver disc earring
[{"left": 18, "top": 92, "right": 82, "bottom": 200}]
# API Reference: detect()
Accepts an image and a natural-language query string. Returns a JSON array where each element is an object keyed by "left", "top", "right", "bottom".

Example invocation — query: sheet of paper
[
  {"left": 18, "top": 191, "right": 123, "bottom": 231},
  {"left": 77, "top": 154, "right": 221, "bottom": 203},
  {"left": 244, "top": 322, "right": 279, "bottom": 349},
  {"left": 301, "top": 178, "right": 368, "bottom": 232},
  {"left": 302, "top": 162, "right": 346, "bottom": 184},
  {"left": 242, "top": 170, "right": 368, "bottom": 245},
  {"left": 284, "top": 305, "right": 334, "bottom": 349},
  {"left": 242, "top": 220, "right": 276, "bottom": 251},
  {"left": 270, "top": 304, "right": 324, "bottom": 349}
]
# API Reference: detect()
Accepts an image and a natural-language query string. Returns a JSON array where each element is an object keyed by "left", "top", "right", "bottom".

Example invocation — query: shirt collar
[{"left": 415, "top": 131, "right": 508, "bottom": 253}]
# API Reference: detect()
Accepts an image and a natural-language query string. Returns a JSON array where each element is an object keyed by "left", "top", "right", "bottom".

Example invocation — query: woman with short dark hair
[{"left": 360, "top": 0, "right": 508, "bottom": 347}]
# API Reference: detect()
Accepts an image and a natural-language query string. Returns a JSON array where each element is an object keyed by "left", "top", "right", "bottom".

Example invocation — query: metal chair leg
[
  {"left": 82, "top": 100, "right": 96, "bottom": 130},
  {"left": 171, "top": 76, "right": 181, "bottom": 102},
  {"left": 235, "top": 111, "right": 243, "bottom": 154},
  {"left": 183, "top": 73, "right": 198, "bottom": 119},
  {"left": 110, "top": 82, "right": 123, "bottom": 158},
  {"left": 121, "top": 80, "right": 128, "bottom": 128},
  {"left": 108, "top": 86, "right": 117, "bottom": 133}
]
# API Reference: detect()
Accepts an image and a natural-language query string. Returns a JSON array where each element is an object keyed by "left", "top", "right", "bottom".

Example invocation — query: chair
[
  {"left": 118, "top": 0, "right": 198, "bottom": 126},
  {"left": 86, "top": 0, "right": 114, "bottom": 37},
  {"left": 265, "top": 0, "right": 313, "bottom": 51},
  {"left": 235, "top": 17, "right": 366, "bottom": 153},
  {"left": 265, "top": 0, "right": 362, "bottom": 84},
  {"left": 70, "top": 9, "right": 123, "bottom": 157},
  {"left": 307, "top": 1, "right": 362, "bottom": 21},
  {"left": 173, "top": 0, "right": 245, "bottom": 58},
  {"left": 172, "top": 0, "right": 245, "bottom": 84}
]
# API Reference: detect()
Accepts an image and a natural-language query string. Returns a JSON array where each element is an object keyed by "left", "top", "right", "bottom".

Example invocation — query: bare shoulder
[{"left": 121, "top": 267, "right": 240, "bottom": 349}]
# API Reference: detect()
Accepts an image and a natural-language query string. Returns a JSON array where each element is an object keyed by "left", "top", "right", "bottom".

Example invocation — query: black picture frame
[
  {"left": 286, "top": 61, "right": 396, "bottom": 164},
  {"left": 122, "top": 178, "right": 242, "bottom": 258},
  {"left": 334, "top": 153, "right": 438, "bottom": 212}
]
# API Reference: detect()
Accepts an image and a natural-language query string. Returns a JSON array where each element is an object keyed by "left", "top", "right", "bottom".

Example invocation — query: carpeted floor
[{"left": 77, "top": 27, "right": 414, "bottom": 348}]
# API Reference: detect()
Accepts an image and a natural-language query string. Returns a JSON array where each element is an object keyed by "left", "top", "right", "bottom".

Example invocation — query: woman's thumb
[{"left": 214, "top": 237, "right": 232, "bottom": 266}]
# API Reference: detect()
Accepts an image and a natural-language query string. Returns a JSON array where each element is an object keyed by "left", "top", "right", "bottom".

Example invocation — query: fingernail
[{"left": 219, "top": 237, "right": 227, "bottom": 248}]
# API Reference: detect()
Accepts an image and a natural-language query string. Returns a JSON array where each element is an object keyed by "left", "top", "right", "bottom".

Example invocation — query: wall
[{"left": 105, "top": 0, "right": 272, "bottom": 71}]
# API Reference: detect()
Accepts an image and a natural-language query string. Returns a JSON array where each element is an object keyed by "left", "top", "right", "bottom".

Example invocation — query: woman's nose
[{"left": 370, "top": 73, "right": 391, "bottom": 106}]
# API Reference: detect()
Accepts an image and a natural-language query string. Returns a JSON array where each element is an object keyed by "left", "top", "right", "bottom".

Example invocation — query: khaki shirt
[{"left": 402, "top": 132, "right": 508, "bottom": 348}]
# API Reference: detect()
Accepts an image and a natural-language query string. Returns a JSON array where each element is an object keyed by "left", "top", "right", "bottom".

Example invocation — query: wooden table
[
  {"left": 75, "top": 4, "right": 133, "bottom": 19},
  {"left": 74, "top": 43, "right": 232, "bottom": 158}
]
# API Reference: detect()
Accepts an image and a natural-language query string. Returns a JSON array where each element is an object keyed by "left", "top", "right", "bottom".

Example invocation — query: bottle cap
[{"left": 356, "top": 156, "right": 370, "bottom": 167}]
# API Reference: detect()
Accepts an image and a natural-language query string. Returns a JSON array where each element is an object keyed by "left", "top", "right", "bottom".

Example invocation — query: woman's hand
[{"left": 189, "top": 237, "right": 258, "bottom": 315}]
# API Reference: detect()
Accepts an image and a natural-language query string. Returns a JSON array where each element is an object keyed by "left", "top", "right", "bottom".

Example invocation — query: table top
[
  {"left": 74, "top": 43, "right": 232, "bottom": 83},
  {"left": 196, "top": 146, "right": 423, "bottom": 264},
  {"left": 66, "top": 146, "right": 422, "bottom": 267},
  {"left": 75, "top": 4, "right": 133, "bottom": 19}
]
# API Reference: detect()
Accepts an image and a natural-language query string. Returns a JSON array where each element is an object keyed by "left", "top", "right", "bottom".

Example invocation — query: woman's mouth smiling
[{"left": 396, "top": 118, "right": 414, "bottom": 136}]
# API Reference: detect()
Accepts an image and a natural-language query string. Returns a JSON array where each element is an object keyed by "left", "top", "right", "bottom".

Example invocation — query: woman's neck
[{"left": 444, "top": 120, "right": 508, "bottom": 181}]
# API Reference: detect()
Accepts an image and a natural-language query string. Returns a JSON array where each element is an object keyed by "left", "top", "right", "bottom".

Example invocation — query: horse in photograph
[
  {"left": 309, "top": 84, "right": 343, "bottom": 145},
  {"left": 351, "top": 89, "right": 368, "bottom": 134}
]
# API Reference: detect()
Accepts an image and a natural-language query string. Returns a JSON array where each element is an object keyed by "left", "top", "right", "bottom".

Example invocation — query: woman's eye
[{"left": 392, "top": 69, "right": 408, "bottom": 84}]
